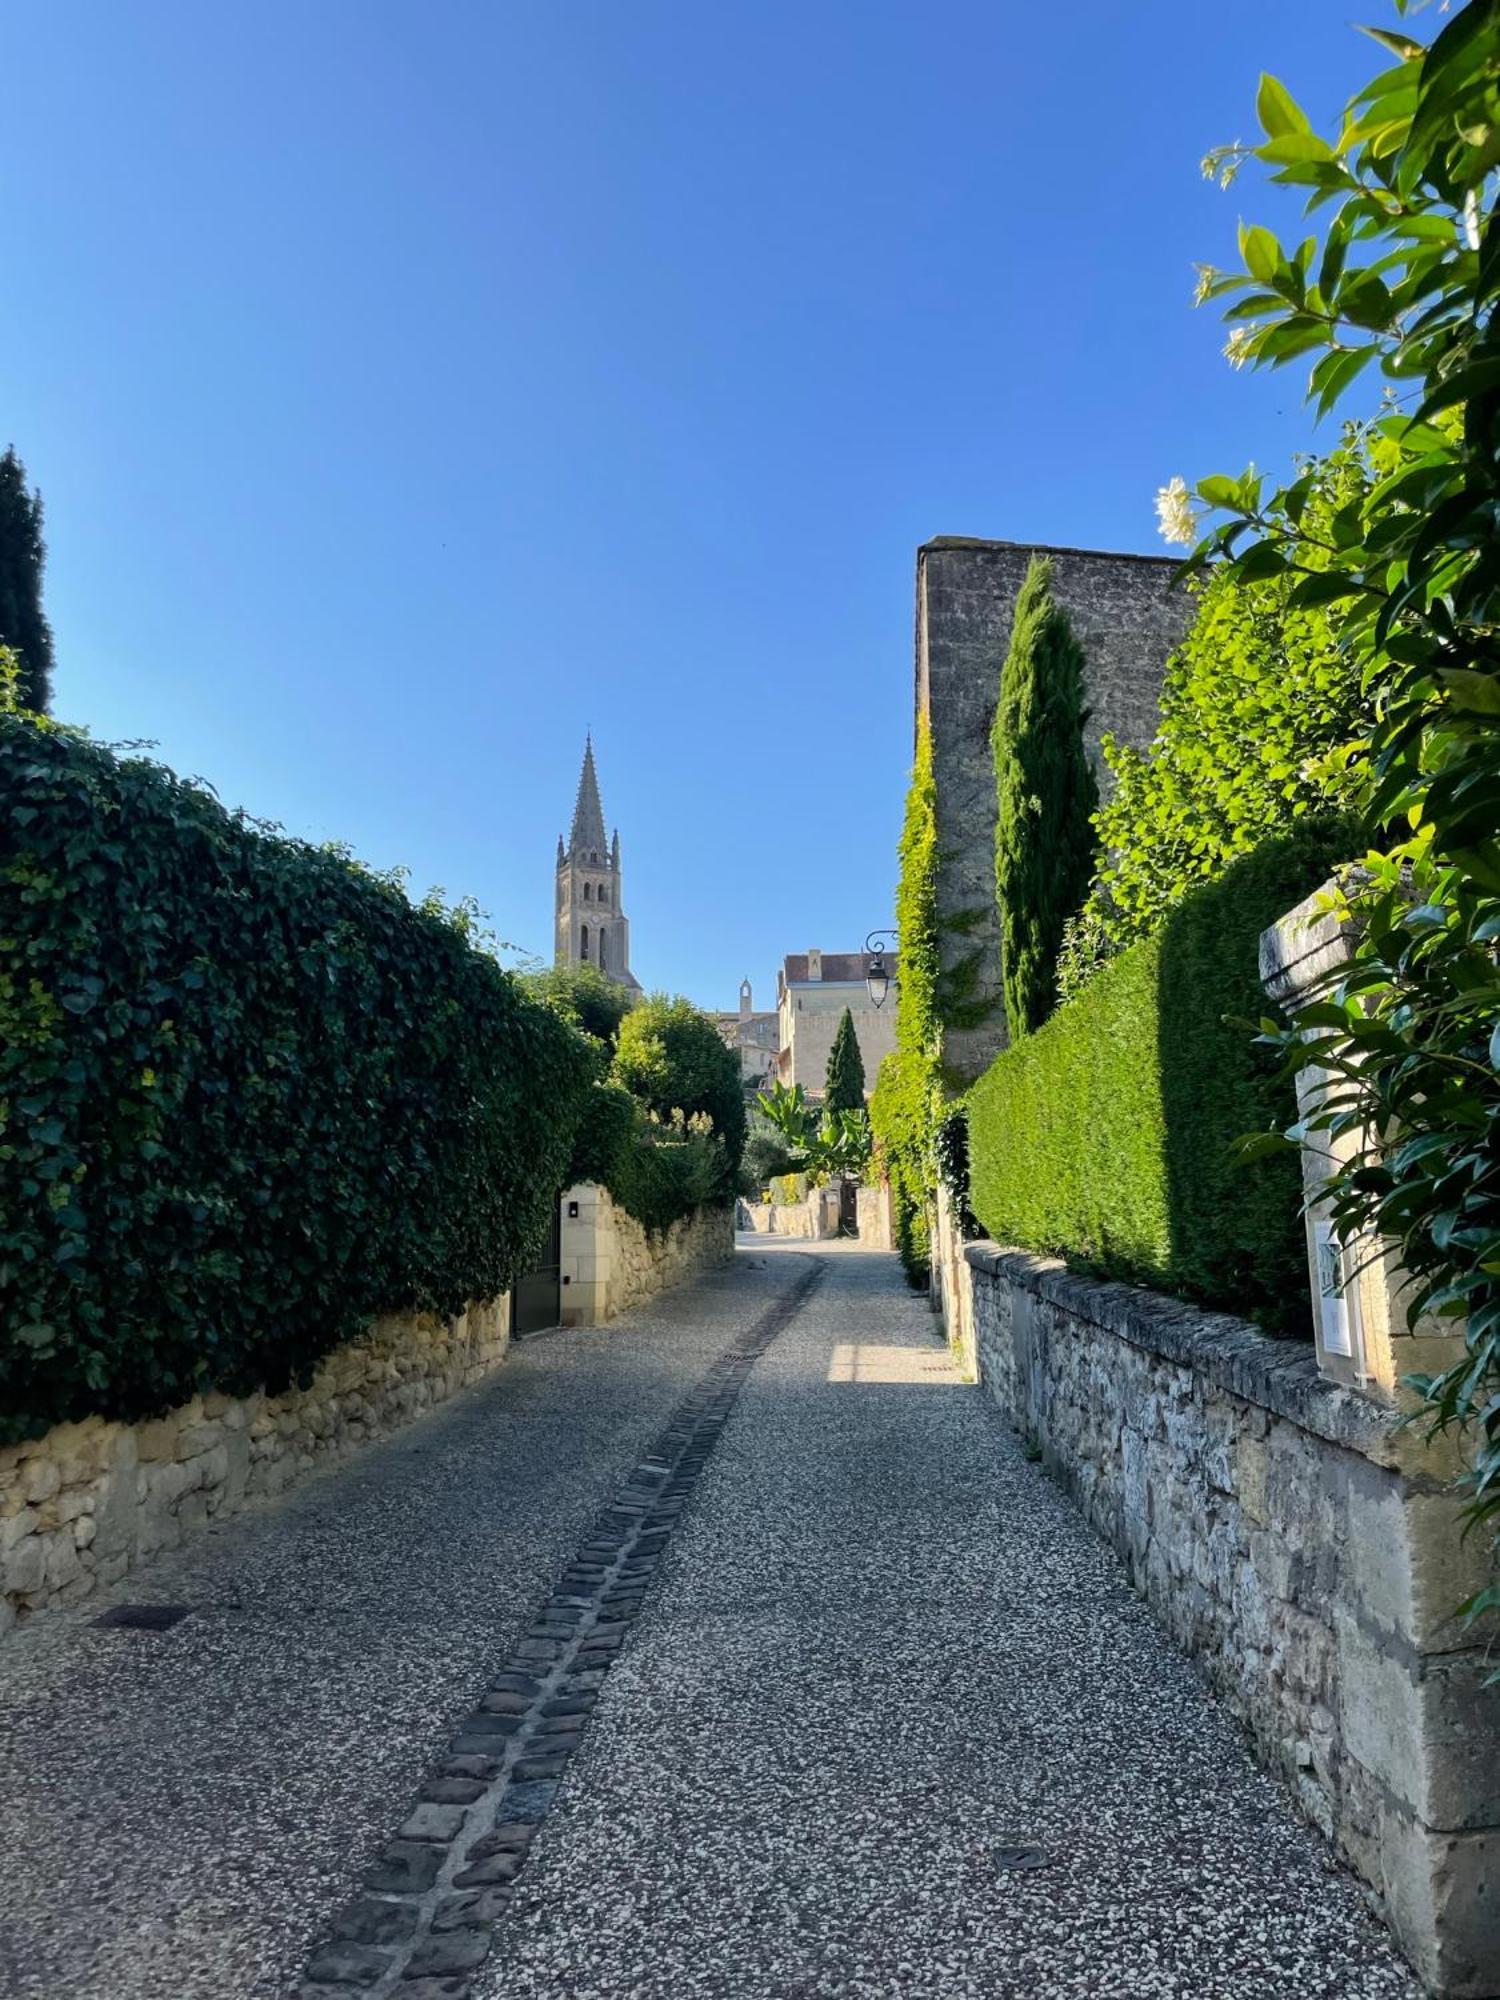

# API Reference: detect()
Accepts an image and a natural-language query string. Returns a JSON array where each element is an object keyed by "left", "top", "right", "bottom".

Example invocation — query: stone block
[
  {"left": 1376, "top": 1809, "right": 1500, "bottom": 1999},
  {"left": 1347, "top": 1469, "right": 1496, "bottom": 1655},
  {"left": 1337, "top": 1613, "right": 1500, "bottom": 1831}
]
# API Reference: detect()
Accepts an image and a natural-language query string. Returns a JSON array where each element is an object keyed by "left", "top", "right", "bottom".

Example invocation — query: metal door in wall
[
  {"left": 838, "top": 1177, "right": 858, "bottom": 1237},
  {"left": 511, "top": 1200, "right": 562, "bottom": 1335}
]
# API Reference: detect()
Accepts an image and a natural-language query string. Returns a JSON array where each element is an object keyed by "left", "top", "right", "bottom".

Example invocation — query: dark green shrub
[
  {"left": 0, "top": 721, "right": 594, "bottom": 1442},
  {"left": 968, "top": 820, "right": 1356, "bottom": 1333},
  {"left": 568, "top": 1079, "right": 729, "bottom": 1231},
  {"left": 992, "top": 556, "right": 1098, "bottom": 1034},
  {"left": 568, "top": 1082, "right": 639, "bottom": 1185},
  {"left": 0, "top": 448, "right": 54, "bottom": 713},
  {"left": 823, "top": 1007, "right": 866, "bottom": 1112},
  {"left": 519, "top": 962, "right": 638, "bottom": 1051}
]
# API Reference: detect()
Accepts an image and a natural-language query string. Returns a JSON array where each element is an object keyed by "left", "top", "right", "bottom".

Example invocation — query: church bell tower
[{"left": 555, "top": 736, "right": 640, "bottom": 990}]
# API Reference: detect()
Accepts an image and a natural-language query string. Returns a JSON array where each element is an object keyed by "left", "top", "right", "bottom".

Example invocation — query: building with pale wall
[
  {"left": 776, "top": 950, "right": 897, "bottom": 1098},
  {"left": 714, "top": 980, "right": 779, "bottom": 1088},
  {"left": 554, "top": 736, "right": 641, "bottom": 991}
]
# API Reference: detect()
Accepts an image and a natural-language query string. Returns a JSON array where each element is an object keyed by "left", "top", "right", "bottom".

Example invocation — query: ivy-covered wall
[{"left": 0, "top": 720, "right": 595, "bottom": 1442}]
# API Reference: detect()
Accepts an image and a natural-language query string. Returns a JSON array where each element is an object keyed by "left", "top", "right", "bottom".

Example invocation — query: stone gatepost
[
  {"left": 1261, "top": 882, "right": 1500, "bottom": 1997},
  {"left": 559, "top": 1182, "right": 611, "bottom": 1328}
]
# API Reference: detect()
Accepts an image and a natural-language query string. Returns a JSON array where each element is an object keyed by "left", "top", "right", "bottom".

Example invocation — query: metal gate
[
  {"left": 511, "top": 1200, "right": 562, "bottom": 1335},
  {"left": 838, "top": 1177, "right": 858, "bottom": 1238}
]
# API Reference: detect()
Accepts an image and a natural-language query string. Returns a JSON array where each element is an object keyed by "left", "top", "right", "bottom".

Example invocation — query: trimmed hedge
[
  {"left": 0, "top": 721, "right": 594, "bottom": 1442},
  {"left": 968, "top": 821, "right": 1357, "bottom": 1334}
]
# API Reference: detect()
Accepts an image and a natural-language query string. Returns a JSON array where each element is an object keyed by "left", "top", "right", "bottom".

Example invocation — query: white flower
[
  {"left": 1155, "top": 477, "right": 1199, "bottom": 548},
  {"left": 1464, "top": 187, "right": 1481, "bottom": 252},
  {"left": 1192, "top": 263, "right": 1220, "bottom": 307},
  {"left": 1224, "top": 325, "right": 1254, "bottom": 370}
]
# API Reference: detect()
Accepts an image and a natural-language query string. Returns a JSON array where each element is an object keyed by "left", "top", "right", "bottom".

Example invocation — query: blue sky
[{"left": 2, "top": 2, "right": 1377, "bottom": 1009}]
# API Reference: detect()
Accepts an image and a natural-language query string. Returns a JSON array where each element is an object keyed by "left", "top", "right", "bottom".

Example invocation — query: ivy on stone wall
[
  {"left": 0, "top": 720, "right": 595, "bottom": 1443},
  {"left": 1058, "top": 440, "right": 1372, "bottom": 1001},
  {"left": 870, "top": 717, "right": 944, "bottom": 1286}
]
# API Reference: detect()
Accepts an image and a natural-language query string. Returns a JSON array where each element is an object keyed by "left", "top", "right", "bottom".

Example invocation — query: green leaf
[
  {"left": 1256, "top": 73, "right": 1313, "bottom": 139},
  {"left": 1239, "top": 223, "right": 1282, "bottom": 285}
]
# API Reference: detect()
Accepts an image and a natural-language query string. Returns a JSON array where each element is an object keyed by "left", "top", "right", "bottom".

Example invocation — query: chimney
[{"left": 807, "top": 949, "right": 823, "bottom": 981}]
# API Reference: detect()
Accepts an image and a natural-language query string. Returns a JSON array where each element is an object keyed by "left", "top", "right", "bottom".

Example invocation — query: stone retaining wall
[
  {"left": 960, "top": 1242, "right": 1499, "bottom": 1998},
  {"left": 0, "top": 1297, "right": 511, "bottom": 1642},
  {"left": 560, "top": 1185, "right": 733, "bottom": 1325}
]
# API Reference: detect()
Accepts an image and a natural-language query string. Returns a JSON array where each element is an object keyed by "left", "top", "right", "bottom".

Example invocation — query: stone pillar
[
  {"left": 1259, "top": 881, "right": 1468, "bottom": 1402},
  {"left": 559, "top": 1182, "right": 612, "bottom": 1328},
  {"left": 1262, "top": 880, "right": 1499, "bottom": 1995}
]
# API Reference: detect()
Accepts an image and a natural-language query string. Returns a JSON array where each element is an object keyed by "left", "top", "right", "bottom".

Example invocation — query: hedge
[
  {"left": 566, "top": 1081, "right": 728, "bottom": 1234},
  {"left": 0, "top": 721, "right": 594, "bottom": 1442},
  {"left": 967, "top": 820, "right": 1357, "bottom": 1334}
]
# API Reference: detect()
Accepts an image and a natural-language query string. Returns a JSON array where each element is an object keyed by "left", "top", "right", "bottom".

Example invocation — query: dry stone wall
[
  {"left": 559, "top": 1184, "right": 733, "bottom": 1326},
  {"left": 605, "top": 1198, "right": 734, "bottom": 1317},
  {"left": 0, "top": 1298, "right": 511, "bottom": 1641},
  {"left": 962, "top": 1242, "right": 1500, "bottom": 1998}
]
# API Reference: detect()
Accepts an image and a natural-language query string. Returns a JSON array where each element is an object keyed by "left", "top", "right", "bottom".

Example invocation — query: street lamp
[{"left": 864, "top": 929, "right": 898, "bottom": 1010}]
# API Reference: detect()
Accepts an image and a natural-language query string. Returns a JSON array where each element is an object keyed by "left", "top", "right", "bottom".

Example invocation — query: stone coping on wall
[{"left": 962, "top": 1243, "right": 1419, "bottom": 1473}]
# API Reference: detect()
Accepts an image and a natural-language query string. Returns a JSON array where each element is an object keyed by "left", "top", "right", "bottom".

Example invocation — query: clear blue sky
[{"left": 1, "top": 2, "right": 1376, "bottom": 1009}]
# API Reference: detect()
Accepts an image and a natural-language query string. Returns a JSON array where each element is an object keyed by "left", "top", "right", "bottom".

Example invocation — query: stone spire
[
  {"left": 569, "top": 735, "right": 607, "bottom": 859},
  {"left": 555, "top": 736, "right": 640, "bottom": 992}
]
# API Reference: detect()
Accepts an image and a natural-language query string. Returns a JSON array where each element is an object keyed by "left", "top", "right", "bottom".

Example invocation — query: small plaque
[{"left": 1314, "top": 1219, "right": 1354, "bottom": 1358}]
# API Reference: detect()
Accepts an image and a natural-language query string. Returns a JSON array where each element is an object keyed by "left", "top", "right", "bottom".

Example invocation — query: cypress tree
[
  {"left": 992, "top": 555, "right": 1098, "bottom": 1036},
  {"left": 0, "top": 447, "right": 54, "bottom": 713},
  {"left": 824, "top": 1006, "right": 866, "bottom": 1112}
]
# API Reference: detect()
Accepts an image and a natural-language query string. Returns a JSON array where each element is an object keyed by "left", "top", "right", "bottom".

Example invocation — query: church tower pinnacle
[{"left": 555, "top": 736, "right": 640, "bottom": 990}]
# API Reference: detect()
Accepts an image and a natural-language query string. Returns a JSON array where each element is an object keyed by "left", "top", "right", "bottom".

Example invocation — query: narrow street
[{"left": 0, "top": 1244, "right": 1414, "bottom": 1999}]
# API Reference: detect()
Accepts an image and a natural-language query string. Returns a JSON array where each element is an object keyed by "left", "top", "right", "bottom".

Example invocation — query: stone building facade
[
  {"left": 776, "top": 950, "right": 897, "bottom": 1097},
  {"left": 714, "top": 979, "right": 780, "bottom": 1088},
  {"left": 917, "top": 537, "right": 1190, "bottom": 1081},
  {"left": 554, "top": 736, "right": 641, "bottom": 991}
]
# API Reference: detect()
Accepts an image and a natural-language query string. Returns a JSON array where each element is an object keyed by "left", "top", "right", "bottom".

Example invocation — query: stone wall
[
  {"left": 0, "top": 1297, "right": 511, "bottom": 1641},
  {"left": 737, "top": 1185, "right": 893, "bottom": 1248},
  {"left": 928, "top": 1186, "right": 977, "bottom": 1379},
  {"left": 960, "top": 1242, "right": 1499, "bottom": 1998},
  {"left": 559, "top": 1184, "right": 733, "bottom": 1325},
  {"left": 916, "top": 538, "right": 1189, "bottom": 1082}
]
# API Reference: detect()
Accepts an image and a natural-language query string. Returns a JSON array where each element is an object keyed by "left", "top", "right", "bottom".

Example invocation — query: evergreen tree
[
  {"left": 992, "top": 555, "right": 1097, "bottom": 1036},
  {"left": 823, "top": 1006, "right": 866, "bottom": 1112},
  {"left": 0, "top": 448, "right": 54, "bottom": 713}
]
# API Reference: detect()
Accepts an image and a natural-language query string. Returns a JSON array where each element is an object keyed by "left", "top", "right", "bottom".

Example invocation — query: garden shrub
[
  {"left": 0, "top": 721, "right": 595, "bottom": 1442},
  {"left": 567, "top": 1079, "right": 730, "bottom": 1232},
  {"left": 968, "top": 819, "right": 1356, "bottom": 1333},
  {"left": 613, "top": 994, "right": 746, "bottom": 1175}
]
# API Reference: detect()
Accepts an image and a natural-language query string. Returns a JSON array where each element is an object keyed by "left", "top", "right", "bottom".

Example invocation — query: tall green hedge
[
  {"left": 968, "top": 820, "right": 1356, "bottom": 1334},
  {"left": 0, "top": 721, "right": 594, "bottom": 1442}
]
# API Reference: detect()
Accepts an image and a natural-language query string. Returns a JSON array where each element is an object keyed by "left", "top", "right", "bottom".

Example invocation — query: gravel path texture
[
  {"left": 0, "top": 1251, "right": 806, "bottom": 2000},
  {"left": 0, "top": 1241, "right": 1418, "bottom": 1999},
  {"left": 478, "top": 1242, "right": 1417, "bottom": 2000}
]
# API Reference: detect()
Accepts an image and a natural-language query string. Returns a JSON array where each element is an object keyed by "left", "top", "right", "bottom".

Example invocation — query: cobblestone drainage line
[{"left": 294, "top": 1255, "right": 825, "bottom": 2000}]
